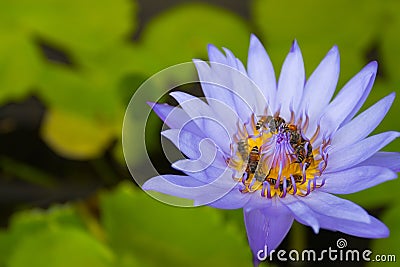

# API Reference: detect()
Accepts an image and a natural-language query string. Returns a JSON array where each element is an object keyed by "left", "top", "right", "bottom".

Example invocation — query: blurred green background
[{"left": 0, "top": 0, "right": 399, "bottom": 266}]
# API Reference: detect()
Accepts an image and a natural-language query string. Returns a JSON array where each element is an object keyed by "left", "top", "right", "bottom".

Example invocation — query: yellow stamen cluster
[{"left": 228, "top": 113, "right": 327, "bottom": 198}]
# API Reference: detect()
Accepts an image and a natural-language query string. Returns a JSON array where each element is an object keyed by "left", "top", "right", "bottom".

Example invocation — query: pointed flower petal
[
  {"left": 301, "top": 46, "right": 340, "bottom": 117},
  {"left": 162, "top": 129, "right": 226, "bottom": 170},
  {"left": 193, "top": 59, "right": 243, "bottom": 130},
  {"left": 279, "top": 196, "right": 320, "bottom": 233},
  {"left": 276, "top": 40, "right": 305, "bottom": 120},
  {"left": 332, "top": 93, "right": 395, "bottom": 149},
  {"left": 301, "top": 191, "right": 370, "bottom": 223},
  {"left": 321, "top": 166, "right": 397, "bottom": 194},
  {"left": 143, "top": 174, "right": 236, "bottom": 206},
  {"left": 148, "top": 102, "right": 203, "bottom": 134},
  {"left": 317, "top": 214, "right": 389, "bottom": 238},
  {"left": 247, "top": 34, "right": 276, "bottom": 111},
  {"left": 357, "top": 151, "right": 400, "bottom": 172},
  {"left": 327, "top": 131, "right": 400, "bottom": 172},
  {"left": 318, "top": 62, "right": 377, "bottom": 138},
  {"left": 300, "top": 46, "right": 340, "bottom": 136},
  {"left": 244, "top": 207, "right": 293, "bottom": 266},
  {"left": 142, "top": 175, "right": 206, "bottom": 199},
  {"left": 342, "top": 62, "right": 378, "bottom": 124},
  {"left": 207, "top": 44, "right": 228, "bottom": 64},
  {"left": 170, "top": 91, "right": 232, "bottom": 155}
]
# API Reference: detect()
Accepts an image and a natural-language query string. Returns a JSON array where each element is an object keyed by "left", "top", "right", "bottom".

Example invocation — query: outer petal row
[
  {"left": 143, "top": 174, "right": 240, "bottom": 207},
  {"left": 321, "top": 166, "right": 397, "bottom": 194},
  {"left": 331, "top": 93, "right": 395, "bottom": 149},
  {"left": 280, "top": 191, "right": 388, "bottom": 239},
  {"left": 317, "top": 62, "right": 377, "bottom": 141},
  {"left": 357, "top": 151, "right": 400, "bottom": 172},
  {"left": 327, "top": 131, "right": 400, "bottom": 172}
]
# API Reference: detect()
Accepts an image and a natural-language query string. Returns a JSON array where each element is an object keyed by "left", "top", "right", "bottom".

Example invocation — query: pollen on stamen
[{"left": 228, "top": 110, "right": 329, "bottom": 199}]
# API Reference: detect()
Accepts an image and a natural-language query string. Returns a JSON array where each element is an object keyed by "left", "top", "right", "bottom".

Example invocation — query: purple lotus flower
[{"left": 143, "top": 34, "right": 399, "bottom": 266}]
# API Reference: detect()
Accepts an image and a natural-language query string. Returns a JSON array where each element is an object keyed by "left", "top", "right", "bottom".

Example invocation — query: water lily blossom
[{"left": 143, "top": 34, "right": 399, "bottom": 266}]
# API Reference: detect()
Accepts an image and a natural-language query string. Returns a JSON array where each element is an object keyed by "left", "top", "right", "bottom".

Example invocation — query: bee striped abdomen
[{"left": 247, "top": 146, "right": 260, "bottom": 174}]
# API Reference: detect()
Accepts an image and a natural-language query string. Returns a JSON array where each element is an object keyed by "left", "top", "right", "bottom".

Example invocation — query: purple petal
[
  {"left": 235, "top": 57, "right": 247, "bottom": 74},
  {"left": 331, "top": 93, "right": 395, "bottom": 149},
  {"left": 148, "top": 102, "right": 203, "bottom": 134},
  {"left": 143, "top": 174, "right": 235, "bottom": 206},
  {"left": 244, "top": 207, "right": 293, "bottom": 266},
  {"left": 170, "top": 91, "right": 232, "bottom": 155},
  {"left": 276, "top": 40, "right": 305, "bottom": 120},
  {"left": 204, "top": 185, "right": 250, "bottom": 209},
  {"left": 300, "top": 191, "right": 370, "bottom": 223},
  {"left": 317, "top": 214, "right": 389, "bottom": 238},
  {"left": 162, "top": 129, "right": 227, "bottom": 170},
  {"left": 205, "top": 97, "right": 241, "bottom": 136},
  {"left": 221, "top": 47, "right": 240, "bottom": 69},
  {"left": 247, "top": 34, "right": 276, "bottom": 111},
  {"left": 357, "top": 151, "right": 400, "bottom": 172},
  {"left": 194, "top": 59, "right": 256, "bottom": 123},
  {"left": 279, "top": 196, "right": 320, "bottom": 233},
  {"left": 327, "top": 131, "right": 400, "bottom": 172},
  {"left": 301, "top": 46, "right": 339, "bottom": 117},
  {"left": 173, "top": 165, "right": 237, "bottom": 196},
  {"left": 243, "top": 194, "right": 273, "bottom": 211},
  {"left": 222, "top": 47, "right": 247, "bottom": 73},
  {"left": 142, "top": 175, "right": 205, "bottom": 199},
  {"left": 318, "top": 62, "right": 377, "bottom": 138},
  {"left": 320, "top": 166, "right": 397, "bottom": 194},
  {"left": 193, "top": 59, "right": 242, "bottom": 131},
  {"left": 341, "top": 62, "right": 378, "bottom": 125},
  {"left": 300, "top": 46, "right": 340, "bottom": 136},
  {"left": 207, "top": 44, "right": 227, "bottom": 64},
  {"left": 220, "top": 49, "right": 268, "bottom": 116},
  {"left": 177, "top": 164, "right": 232, "bottom": 184},
  {"left": 173, "top": 159, "right": 213, "bottom": 174}
]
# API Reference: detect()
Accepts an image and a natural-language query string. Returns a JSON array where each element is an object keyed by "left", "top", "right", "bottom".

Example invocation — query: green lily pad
[
  {"left": 141, "top": 3, "right": 251, "bottom": 68},
  {"left": 8, "top": 227, "right": 114, "bottom": 267},
  {"left": 252, "top": 0, "right": 382, "bottom": 84},
  {"left": 100, "top": 182, "right": 252, "bottom": 267}
]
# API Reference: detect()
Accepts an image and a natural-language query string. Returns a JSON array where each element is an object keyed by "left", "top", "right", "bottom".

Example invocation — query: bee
[
  {"left": 254, "top": 166, "right": 270, "bottom": 182},
  {"left": 293, "top": 143, "right": 306, "bottom": 163},
  {"left": 267, "top": 177, "right": 277, "bottom": 186},
  {"left": 255, "top": 116, "right": 268, "bottom": 131},
  {"left": 279, "top": 122, "right": 296, "bottom": 133},
  {"left": 292, "top": 174, "right": 303, "bottom": 183},
  {"left": 303, "top": 142, "right": 314, "bottom": 169},
  {"left": 256, "top": 115, "right": 286, "bottom": 133},
  {"left": 287, "top": 129, "right": 300, "bottom": 147},
  {"left": 268, "top": 116, "right": 286, "bottom": 133},
  {"left": 237, "top": 139, "right": 249, "bottom": 161},
  {"left": 292, "top": 140, "right": 314, "bottom": 170},
  {"left": 246, "top": 146, "right": 260, "bottom": 174},
  {"left": 280, "top": 179, "right": 294, "bottom": 193}
]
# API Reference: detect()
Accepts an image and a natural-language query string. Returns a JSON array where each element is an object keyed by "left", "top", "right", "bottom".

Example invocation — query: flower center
[{"left": 228, "top": 112, "right": 329, "bottom": 198}]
